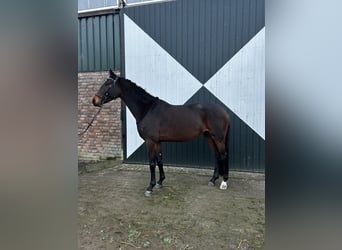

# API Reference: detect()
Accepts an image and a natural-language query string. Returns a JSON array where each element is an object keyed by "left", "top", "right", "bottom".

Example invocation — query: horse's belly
[{"left": 159, "top": 119, "right": 203, "bottom": 142}]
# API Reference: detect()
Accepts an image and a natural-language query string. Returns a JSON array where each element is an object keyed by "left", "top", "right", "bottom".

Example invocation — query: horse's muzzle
[{"left": 92, "top": 96, "right": 102, "bottom": 107}]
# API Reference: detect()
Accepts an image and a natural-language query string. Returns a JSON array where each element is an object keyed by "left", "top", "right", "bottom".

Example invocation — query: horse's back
[
  {"left": 159, "top": 101, "right": 229, "bottom": 125},
  {"left": 150, "top": 101, "right": 205, "bottom": 141}
]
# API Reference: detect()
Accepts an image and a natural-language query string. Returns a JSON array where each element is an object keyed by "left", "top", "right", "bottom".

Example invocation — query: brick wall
[{"left": 78, "top": 71, "right": 123, "bottom": 161}]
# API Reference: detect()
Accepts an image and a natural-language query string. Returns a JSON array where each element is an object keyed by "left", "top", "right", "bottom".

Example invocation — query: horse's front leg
[
  {"left": 144, "top": 140, "right": 157, "bottom": 197},
  {"left": 145, "top": 158, "right": 156, "bottom": 197}
]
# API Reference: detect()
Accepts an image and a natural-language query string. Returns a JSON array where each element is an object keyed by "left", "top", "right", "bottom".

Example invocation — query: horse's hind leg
[
  {"left": 208, "top": 149, "right": 221, "bottom": 186},
  {"left": 219, "top": 145, "right": 229, "bottom": 190},
  {"left": 205, "top": 133, "right": 220, "bottom": 186},
  {"left": 219, "top": 150, "right": 229, "bottom": 190},
  {"left": 207, "top": 108, "right": 230, "bottom": 189},
  {"left": 213, "top": 138, "right": 229, "bottom": 190},
  {"left": 155, "top": 144, "right": 165, "bottom": 188},
  {"left": 221, "top": 126, "right": 230, "bottom": 189}
]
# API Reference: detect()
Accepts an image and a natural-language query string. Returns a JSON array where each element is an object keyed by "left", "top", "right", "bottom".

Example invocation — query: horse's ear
[{"left": 109, "top": 68, "right": 115, "bottom": 77}]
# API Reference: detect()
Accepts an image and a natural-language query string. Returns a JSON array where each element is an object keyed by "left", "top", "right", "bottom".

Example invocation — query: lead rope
[{"left": 78, "top": 105, "right": 103, "bottom": 137}]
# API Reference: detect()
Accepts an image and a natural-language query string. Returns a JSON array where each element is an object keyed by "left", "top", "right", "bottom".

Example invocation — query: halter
[
  {"left": 78, "top": 76, "right": 118, "bottom": 137},
  {"left": 95, "top": 77, "right": 118, "bottom": 105}
]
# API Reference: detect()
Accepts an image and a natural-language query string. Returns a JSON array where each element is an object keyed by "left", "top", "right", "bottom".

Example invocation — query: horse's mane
[{"left": 119, "top": 78, "right": 158, "bottom": 104}]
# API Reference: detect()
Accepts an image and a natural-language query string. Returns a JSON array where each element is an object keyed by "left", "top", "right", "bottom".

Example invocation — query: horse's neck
[
  {"left": 119, "top": 81, "right": 155, "bottom": 122},
  {"left": 121, "top": 95, "right": 146, "bottom": 122}
]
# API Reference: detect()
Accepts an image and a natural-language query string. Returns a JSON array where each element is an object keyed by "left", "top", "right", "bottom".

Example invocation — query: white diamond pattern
[{"left": 124, "top": 15, "right": 265, "bottom": 157}]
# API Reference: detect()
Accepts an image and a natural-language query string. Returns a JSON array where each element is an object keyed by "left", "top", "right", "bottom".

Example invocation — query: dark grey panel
[
  {"left": 125, "top": 87, "right": 265, "bottom": 172},
  {"left": 78, "top": 20, "right": 82, "bottom": 71},
  {"left": 114, "top": 14, "right": 121, "bottom": 70},
  {"left": 93, "top": 16, "right": 101, "bottom": 71},
  {"left": 86, "top": 18, "right": 95, "bottom": 70},
  {"left": 124, "top": 0, "right": 265, "bottom": 83},
  {"left": 100, "top": 15, "right": 108, "bottom": 68},
  {"left": 106, "top": 14, "right": 115, "bottom": 69},
  {"left": 78, "top": 14, "right": 120, "bottom": 72},
  {"left": 80, "top": 18, "right": 88, "bottom": 70}
]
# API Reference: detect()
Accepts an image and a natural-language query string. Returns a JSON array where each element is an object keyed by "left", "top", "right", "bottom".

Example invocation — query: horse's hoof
[
  {"left": 220, "top": 181, "right": 228, "bottom": 190},
  {"left": 156, "top": 183, "right": 162, "bottom": 189},
  {"left": 144, "top": 191, "right": 153, "bottom": 197},
  {"left": 208, "top": 181, "right": 215, "bottom": 187}
]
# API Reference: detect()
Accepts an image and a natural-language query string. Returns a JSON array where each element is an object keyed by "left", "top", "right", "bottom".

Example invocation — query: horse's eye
[{"left": 105, "top": 92, "right": 109, "bottom": 96}]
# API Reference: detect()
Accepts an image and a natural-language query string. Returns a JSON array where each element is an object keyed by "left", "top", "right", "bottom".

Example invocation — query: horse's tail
[{"left": 225, "top": 124, "right": 230, "bottom": 156}]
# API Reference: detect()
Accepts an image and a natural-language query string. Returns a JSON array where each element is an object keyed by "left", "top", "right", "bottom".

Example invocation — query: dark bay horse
[{"left": 93, "top": 70, "right": 230, "bottom": 197}]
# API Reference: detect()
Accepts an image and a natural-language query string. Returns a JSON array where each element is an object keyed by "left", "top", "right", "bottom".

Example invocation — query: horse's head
[{"left": 92, "top": 69, "right": 121, "bottom": 107}]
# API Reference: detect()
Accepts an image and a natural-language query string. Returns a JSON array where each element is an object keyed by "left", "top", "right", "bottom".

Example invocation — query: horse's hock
[{"left": 78, "top": 71, "right": 123, "bottom": 161}]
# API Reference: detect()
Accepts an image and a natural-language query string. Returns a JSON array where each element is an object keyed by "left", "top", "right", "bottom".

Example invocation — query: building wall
[
  {"left": 78, "top": 13, "right": 120, "bottom": 72},
  {"left": 78, "top": 71, "right": 123, "bottom": 161},
  {"left": 77, "top": 0, "right": 265, "bottom": 171},
  {"left": 78, "top": 12, "right": 122, "bottom": 162}
]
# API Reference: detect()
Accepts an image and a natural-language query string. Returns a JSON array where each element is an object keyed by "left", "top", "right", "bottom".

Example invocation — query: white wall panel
[
  {"left": 124, "top": 14, "right": 202, "bottom": 157},
  {"left": 205, "top": 28, "right": 265, "bottom": 139}
]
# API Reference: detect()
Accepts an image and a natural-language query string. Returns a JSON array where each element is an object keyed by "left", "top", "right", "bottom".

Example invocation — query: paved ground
[{"left": 78, "top": 161, "right": 265, "bottom": 249}]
